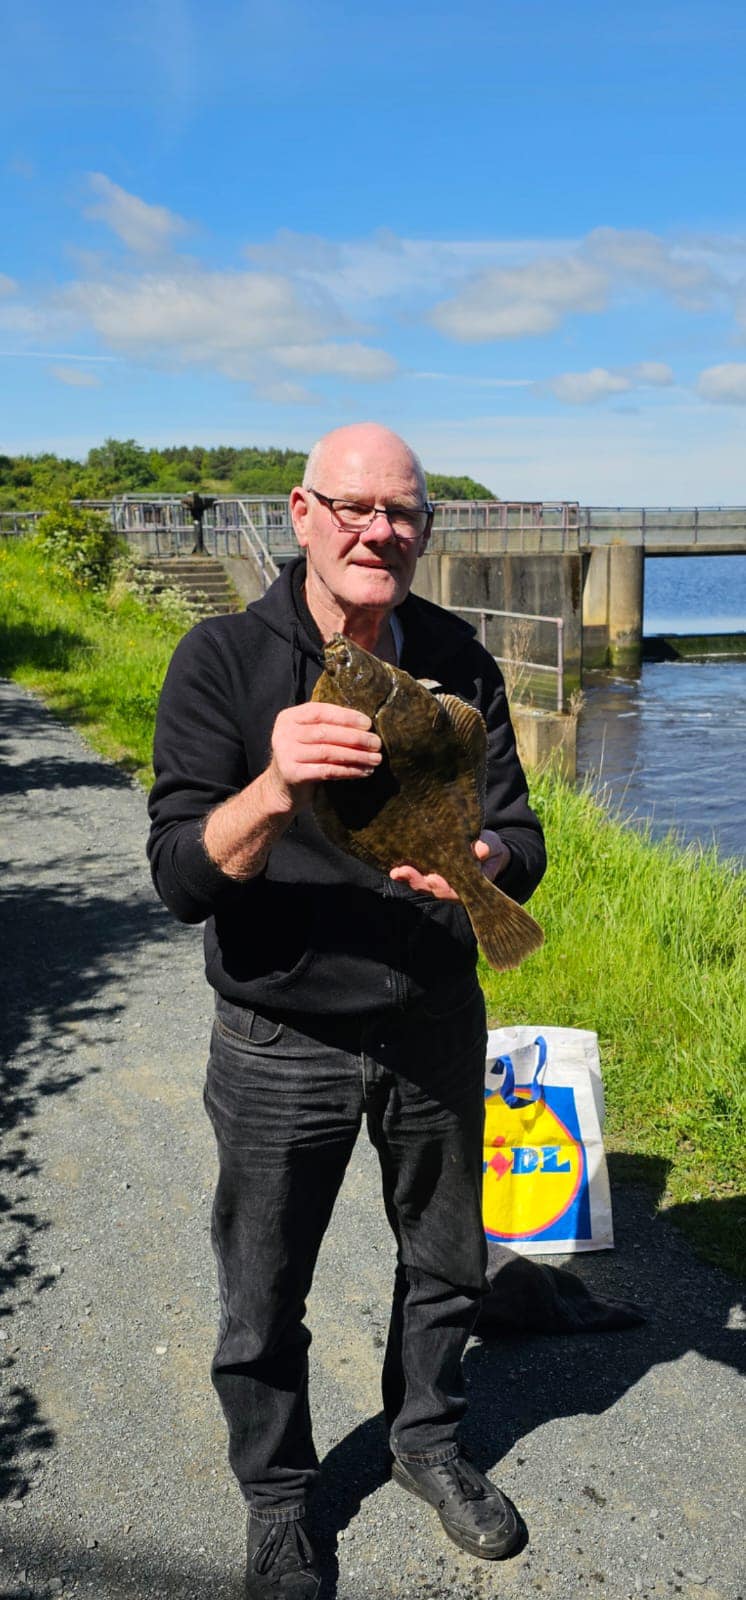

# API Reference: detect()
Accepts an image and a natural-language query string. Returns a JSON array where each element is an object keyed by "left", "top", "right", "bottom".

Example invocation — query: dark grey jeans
[{"left": 203, "top": 973, "right": 487, "bottom": 1520}]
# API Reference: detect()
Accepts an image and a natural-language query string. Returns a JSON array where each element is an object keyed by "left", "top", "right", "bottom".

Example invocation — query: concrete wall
[
  {"left": 513, "top": 706, "right": 577, "bottom": 782},
  {"left": 219, "top": 553, "right": 265, "bottom": 606},
  {"left": 413, "top": 550, "right": 582, "bottom": 703}
]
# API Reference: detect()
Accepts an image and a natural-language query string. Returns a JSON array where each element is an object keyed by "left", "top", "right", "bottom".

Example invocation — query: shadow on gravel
[
  {"left": 314, "top": 1160, "right": 744, "bottom": 1595},
  {"left": 462, "top": 1164, "right": 745, "bottom": 1473},
  {"left": 0, "top": 868, "right": 175, "bottom": 1506},
  {"left": 0, "top": 685, "right": 134, "bottom": 794},
  {"left": 0, "top": 1529, "right": 242, "bottom": 1600}
]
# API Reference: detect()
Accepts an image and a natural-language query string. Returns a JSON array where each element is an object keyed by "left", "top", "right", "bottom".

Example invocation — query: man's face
[{"left": 290, "top": 432, "right": 429, "bottom": 618}]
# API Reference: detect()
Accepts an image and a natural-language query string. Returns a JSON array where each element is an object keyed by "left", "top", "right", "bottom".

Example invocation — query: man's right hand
[
  {"left": 266, "top": 702, "right": 382, "bottom": 813},
  {"left": 203, "top": 704, "right": 381, "bottom": 882}
]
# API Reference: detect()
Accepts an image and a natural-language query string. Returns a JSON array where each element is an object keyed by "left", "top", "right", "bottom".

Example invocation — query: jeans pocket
[{"left": 214, "top": 997, "right": 284, "bottom": 1051}]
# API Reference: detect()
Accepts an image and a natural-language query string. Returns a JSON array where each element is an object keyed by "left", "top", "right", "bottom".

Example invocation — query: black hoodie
[{"left": 147, "top": 558, "right": 546, "bottom": 1017}]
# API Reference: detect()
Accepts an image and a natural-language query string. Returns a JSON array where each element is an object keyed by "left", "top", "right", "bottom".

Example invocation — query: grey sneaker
[
  {"left": 391, "top": 1452, "right": 520, "bottom": 1559},
  {"left": 245, "top": 1515, "right": 321, "bottom": 1598}
]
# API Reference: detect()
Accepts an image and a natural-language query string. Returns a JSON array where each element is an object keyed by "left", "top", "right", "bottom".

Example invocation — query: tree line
[{"left": 0, "top": 439, "right": 495, "bottom": 511}]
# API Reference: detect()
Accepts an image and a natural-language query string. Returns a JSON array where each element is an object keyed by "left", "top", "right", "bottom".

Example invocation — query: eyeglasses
[{"left": 308, "top": 487, "right": 434, "bottom": 543}]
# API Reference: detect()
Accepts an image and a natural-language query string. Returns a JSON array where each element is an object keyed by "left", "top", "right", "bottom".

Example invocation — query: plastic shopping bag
[{"left": 482, "top": 1026, "right": 614, "bottom": 1255}]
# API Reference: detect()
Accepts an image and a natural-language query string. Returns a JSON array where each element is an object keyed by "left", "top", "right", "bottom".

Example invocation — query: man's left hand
[{"left": 389, "top": 830, "right": 510, "bottom": 901}]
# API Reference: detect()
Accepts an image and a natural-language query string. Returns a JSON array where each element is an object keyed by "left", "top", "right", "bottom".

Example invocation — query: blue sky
[{"left": 2, "top": 0, "right": 746, "bottom": 501}]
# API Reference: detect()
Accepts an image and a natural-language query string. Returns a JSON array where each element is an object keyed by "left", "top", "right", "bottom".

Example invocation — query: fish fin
[
  {"left": 436, "top": 693, "right": 487, "bottom": 817},
  {"left": 453, "top": 859, "right": 544, "bottom": 972}
]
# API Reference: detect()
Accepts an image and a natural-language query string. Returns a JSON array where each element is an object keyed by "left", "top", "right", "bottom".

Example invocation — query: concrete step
[
  {"left": 142, "top": 559, "right": 220, "bottom": 577},
  {"left": 133, "top": 559, "right": 240, "bottom": 616}
]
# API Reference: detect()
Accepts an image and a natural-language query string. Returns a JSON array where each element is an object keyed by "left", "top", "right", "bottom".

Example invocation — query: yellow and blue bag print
[{"left": 483, "top": 1027, "right": 614, "bottom": 1255}]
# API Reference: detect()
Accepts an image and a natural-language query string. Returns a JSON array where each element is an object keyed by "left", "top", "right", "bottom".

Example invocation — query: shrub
[
  {"left": 34, "top": 498, "right": 123, "bottom": 590},
  {"left": 108, "top": 558, "right": 200, "bottom": 632}
]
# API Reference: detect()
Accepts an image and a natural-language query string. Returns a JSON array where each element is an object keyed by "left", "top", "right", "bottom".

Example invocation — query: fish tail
[{"left": 454, "top": 861, "right": 544, "bottom": 972}]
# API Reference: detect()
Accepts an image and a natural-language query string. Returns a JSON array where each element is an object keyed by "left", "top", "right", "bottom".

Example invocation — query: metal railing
[
  {"left": 449, "top": 605, "right": 566, "bottom": 712},
  {"left": 581, "top": 506, "right": 746, "bottom": 551},
  {"left": 430, "top": 500, "right": 580, "bottom": 555},
  {"left": 0, "top": 510, "right": 43, "bottom": 535},
  {"left": 230, "top": 501, "right": 280, "bottom": 590},
  {"left": 106, "top": 496, "right": 283, "bottom": 587},
  {"left": 6, "top": 496, "right": 746, "bottom": 556}
]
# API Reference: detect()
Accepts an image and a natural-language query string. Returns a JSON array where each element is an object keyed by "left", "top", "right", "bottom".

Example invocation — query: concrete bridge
[
  {"left": 419, "top": 503, "right": 746, "bottom": 676},
  {"left": 7, "top": 494, "right": 741, "bottom": 691},
  {"left": 428, "top": 502, "right": 746, "bottom": 557},
  {"left": 94, "top": 492, "right": 746, "bottom": 687}
]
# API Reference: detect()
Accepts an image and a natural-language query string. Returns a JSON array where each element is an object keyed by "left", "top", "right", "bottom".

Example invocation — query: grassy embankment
[
  {"left": 0, "top": 534, "right": 183, "bottom": 779},
  {"left": 2, "top": 535, "right": 744, "bottom": 1276}
]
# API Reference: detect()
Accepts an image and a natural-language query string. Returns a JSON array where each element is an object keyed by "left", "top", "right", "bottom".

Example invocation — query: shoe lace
[{"left": 253, "top": 1519, "right": 316, "bottom": 1578}]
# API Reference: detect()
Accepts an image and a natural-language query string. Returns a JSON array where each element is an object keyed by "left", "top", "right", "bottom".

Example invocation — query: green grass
[
  {"left": 0, "top": 536, "right": 185, "bottom": 783},
  {"left": 480, "top": 774, "right": 745, "bottom": 1275},
  {"left": 3, "top": 535, "right": 744, "bottom": 1276}
]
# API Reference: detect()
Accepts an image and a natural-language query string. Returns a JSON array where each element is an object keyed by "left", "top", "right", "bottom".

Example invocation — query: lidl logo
[{"left": 483, "top": 1083, "right": 590, "bottom": 1243}]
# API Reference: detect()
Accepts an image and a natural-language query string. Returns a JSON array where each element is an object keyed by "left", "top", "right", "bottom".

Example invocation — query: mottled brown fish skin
[{"left": 311, "top": 634, "right": 543, "bottom": 971}]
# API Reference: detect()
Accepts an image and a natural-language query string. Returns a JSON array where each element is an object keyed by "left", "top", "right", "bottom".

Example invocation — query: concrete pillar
[
  {"left": 608, "top": 545, "right": 644, "bottom": 668},
  {"left": 581, "top": 548, "right": 611, "bottom": 668}
]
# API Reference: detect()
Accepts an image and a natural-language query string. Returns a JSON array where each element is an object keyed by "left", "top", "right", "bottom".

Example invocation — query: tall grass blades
[
  {"left": 0, "top": 537, "right": 187, "bottom": 781},
  {"left": 481, "top": 770, "right": 745, "bottom": 1272}
]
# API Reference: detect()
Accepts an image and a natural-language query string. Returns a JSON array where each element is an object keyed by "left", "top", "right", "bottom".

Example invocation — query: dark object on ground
[
  {"left": 245, "top": 1515, "right": 321, "bottom": 1599},
  {"left": 476, "top": 1244, "right": 646, "bottom": 1336},
  {"left": 391, "top": 1451, "right": 520, "bottom": 1559}
]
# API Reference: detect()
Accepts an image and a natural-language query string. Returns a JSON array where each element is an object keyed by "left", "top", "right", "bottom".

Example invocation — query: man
[{"left": 147, "top": 423, "right": 546, "bottom": 1597}]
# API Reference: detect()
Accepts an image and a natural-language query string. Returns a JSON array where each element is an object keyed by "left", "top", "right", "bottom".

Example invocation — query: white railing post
[{"left": 556, "top": 617, "right": 565, "bottom": 712}]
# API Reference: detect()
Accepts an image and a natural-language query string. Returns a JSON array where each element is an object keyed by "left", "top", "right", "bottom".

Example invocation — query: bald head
[{"left": 302, "top": 423, "right": 427, "bottom": 502}]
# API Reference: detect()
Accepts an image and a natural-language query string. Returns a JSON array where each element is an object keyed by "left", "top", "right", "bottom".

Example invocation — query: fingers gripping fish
[{"left": 311, "top": 635, "right": 544, "bottom": 972}]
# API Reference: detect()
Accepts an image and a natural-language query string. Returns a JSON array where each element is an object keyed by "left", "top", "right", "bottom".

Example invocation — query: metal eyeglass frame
[{"left": 307, "top": 487, "right": 434, "bottom": 542}]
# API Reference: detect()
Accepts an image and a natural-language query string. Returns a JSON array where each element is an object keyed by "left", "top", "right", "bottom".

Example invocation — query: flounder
[{"left": 311, "top": 634, "right": 543, "bottom": 971}]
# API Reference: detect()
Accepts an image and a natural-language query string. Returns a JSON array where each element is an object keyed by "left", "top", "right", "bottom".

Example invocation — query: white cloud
[
  {"left": 585, "top": 227, "right": 715, "bottom": 303},
  {"left": 246, "top": 228, "right": 573, "bottom": 312},
  {"left": 630, "top": 361, "right": 674, "bottom": 386},
  {"left": 697, "top": 363, "right": 746, "bottom": 403},
  {"left": 412, "top": 372, "right": 534, "bottom": 387},
  {"left": 0, "top": 274, "right": 18, "bottom": 296},
  {"left": 85, "top": 173, "right": 189, "bottom": 255},
  {"left": 426, "top": 226, "right": 745, "bottom": 346},
  {"left": 255, "top": 379, "right": 320, "bottom": 406},
  {"left": 0, "top": 349, "right": 117, "bottom": 360},
  {"left": 49, "top": 365, "right": 102, "bottom": 388},
  {"left": 431, "top": 256, "right": 607, "bottom": 341},
  {"left": 550, "top": 367, "right": 632, "bottom": 405},
  {"left": 550, "top": 361, "right": 675, "bottom": 405},
  {"left": 60, "top": 268, "right": 329, "bottom": 359},
  {"left": 46, "top": 264, "right": 395, "bottom": 393},
  {"left": 274, "top": 341, "right": 397, "bottom": 379}
]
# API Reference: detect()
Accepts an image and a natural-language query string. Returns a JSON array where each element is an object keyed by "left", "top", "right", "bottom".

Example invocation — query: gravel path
[{"left": 1, "top": 678, "right": 744, "bottom": 1600}]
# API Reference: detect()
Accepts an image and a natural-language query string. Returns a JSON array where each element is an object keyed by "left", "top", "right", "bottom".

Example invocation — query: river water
[{"left": 576, "top": 555, "right": 746, "bottom": 860}]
